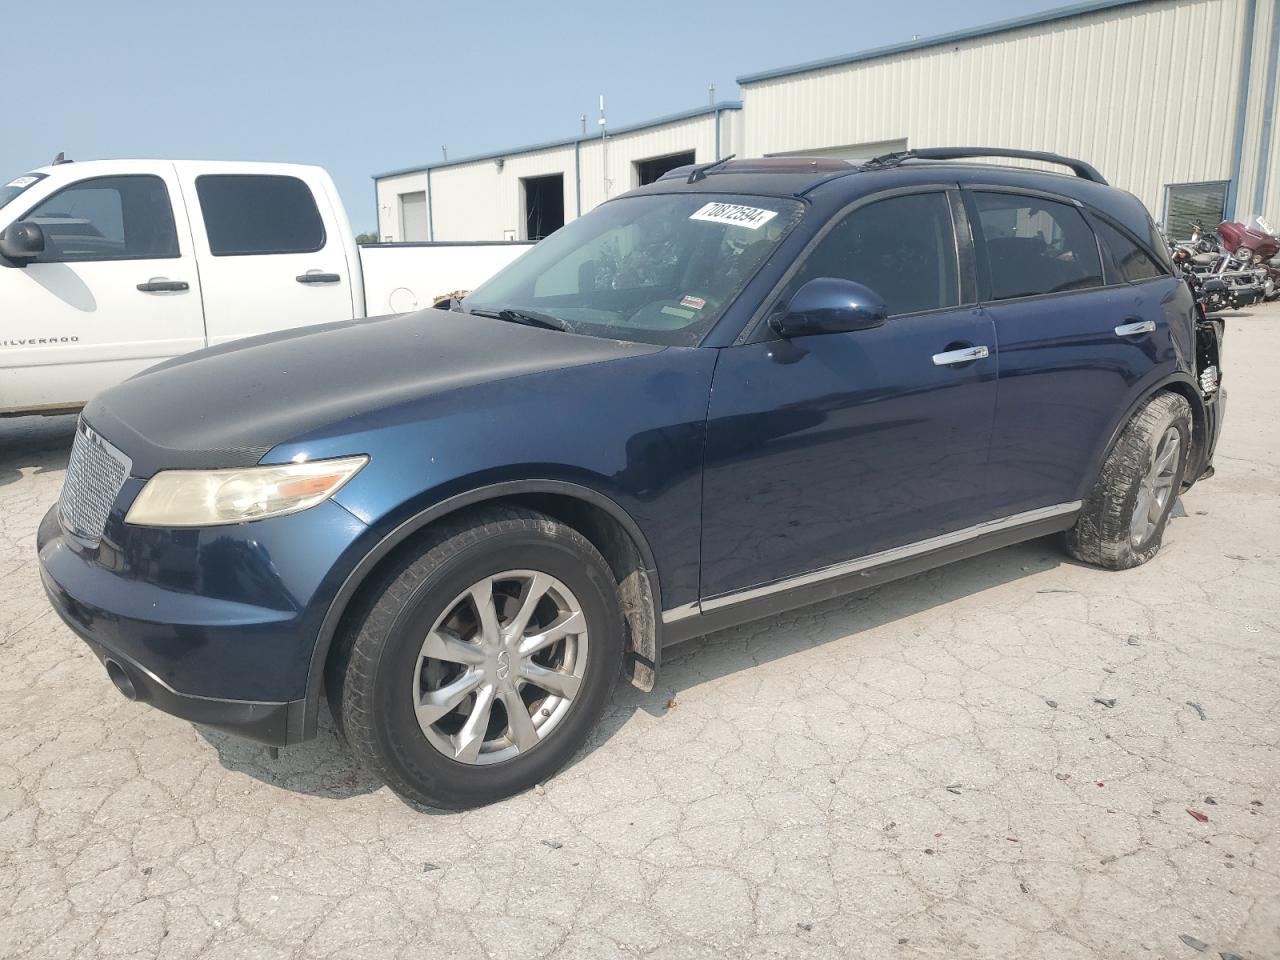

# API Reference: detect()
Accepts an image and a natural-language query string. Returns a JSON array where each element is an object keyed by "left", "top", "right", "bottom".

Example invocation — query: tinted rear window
[
  {"left": 974, "top": 192, "right": 1103, "bottom": 300},
  {"left": 1093, "top": 218, "right": 1167, "bottom": 283},
  {"left": 195, "top": 174, "right": 325, "bottom": 256}
]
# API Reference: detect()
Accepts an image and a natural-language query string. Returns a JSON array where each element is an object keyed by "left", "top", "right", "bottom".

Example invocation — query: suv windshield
[
  {"left": 0, "top": 173, "right": 47, "bottom": 213},
  {"left": 464, "top": 193, "right": 804, "bottom": 346}
]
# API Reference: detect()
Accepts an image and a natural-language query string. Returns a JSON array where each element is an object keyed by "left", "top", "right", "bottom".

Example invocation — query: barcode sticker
[{"left": 689, "top": 202, "right": 778, "bottom": 230}]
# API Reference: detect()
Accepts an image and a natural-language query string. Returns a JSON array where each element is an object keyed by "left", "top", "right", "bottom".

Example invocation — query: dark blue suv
[{"left": 39, "top": 148, "right": 1226, "bottom": 807}]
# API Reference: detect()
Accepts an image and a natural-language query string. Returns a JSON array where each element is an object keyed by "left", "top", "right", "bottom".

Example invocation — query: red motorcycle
[{"left": 1217, "top": 217, "right": 1280, "bottom": 300}]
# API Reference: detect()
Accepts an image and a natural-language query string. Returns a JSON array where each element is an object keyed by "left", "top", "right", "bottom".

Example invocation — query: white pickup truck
[{"left": 0, "top": 159, "right": 531, "bottom": 416}]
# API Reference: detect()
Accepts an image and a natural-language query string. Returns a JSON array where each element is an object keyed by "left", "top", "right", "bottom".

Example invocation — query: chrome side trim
[
  {"left": 661, "top": 502, "right": 1081, "bottom": 620},
  {"left": 661, "top": 601, "right": 701, "bottom": 625}
]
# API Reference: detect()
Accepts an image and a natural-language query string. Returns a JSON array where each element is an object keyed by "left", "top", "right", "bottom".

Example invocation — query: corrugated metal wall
[
  {"left": 377, "top": 0, "right": 1279, "bottom": 238},
  {"left": 374, "top": 172, "right": 428, "bottom": 242},
  {"left": 742, "top": 0, "right": 1259, "bottom": 221},
  {"left": 428, "top": 144, "right": 578, "bottom": 242},
  {"left": 577, "top": 112, "right": 726, "bottom": 211},
  {"left": 1238, "top": 0, "right": 1280, "bottom": 220},
  {"left": 376, "top": 110, "right": 742, "bottom": 241}
]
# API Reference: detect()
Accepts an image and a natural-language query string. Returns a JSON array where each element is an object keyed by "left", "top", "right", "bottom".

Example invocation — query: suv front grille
[{"left": 59, "top": 421, "right": 132, "bottom": 544}]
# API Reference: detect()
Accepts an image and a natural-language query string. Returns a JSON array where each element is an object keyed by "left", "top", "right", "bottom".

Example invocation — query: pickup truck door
[
  {"left": 0, "top": 163, "right": 206, "bottom": 413},
  {"left": 698, "top": 189, "right": 999, "bottom": 602},
  {"left": 176, "top": 164, "right": 356, "bottom": 344}
]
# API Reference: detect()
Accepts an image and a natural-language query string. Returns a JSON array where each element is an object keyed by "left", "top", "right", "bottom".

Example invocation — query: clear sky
[{"left": 6, "top": 0, "right": 1071, "bottom": 234}]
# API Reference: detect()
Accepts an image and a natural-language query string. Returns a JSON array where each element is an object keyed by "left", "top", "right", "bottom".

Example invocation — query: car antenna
[
  {"left": 687, "top": 154, "right": 736, "bottom": 184},
  {"left": 52, "top": 152, "right": 71, "bottom": 165}
]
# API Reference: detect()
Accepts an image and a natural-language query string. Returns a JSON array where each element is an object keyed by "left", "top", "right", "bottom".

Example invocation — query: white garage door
[{"left": 400, "top": 192, "right": 428, "bottom": 241}]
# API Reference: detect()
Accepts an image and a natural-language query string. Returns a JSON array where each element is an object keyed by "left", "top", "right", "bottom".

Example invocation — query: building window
[
  {"left": 634, "top": 151, "right": 696, "bottom": 186},
  {"left": 521, "top": 174, "right": 564, "bottom": 241},
  {"left": 1163, "top": 181, "right": 1228, "bottom": 242}
]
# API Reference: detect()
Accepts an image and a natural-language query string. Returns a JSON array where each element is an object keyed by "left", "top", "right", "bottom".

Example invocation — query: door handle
[
  {"left": 1115, "top": 320, "right": 1156, "bottom": 337},
  {"left": 136, "top": 279, "right": 189, "bottom": 293},
  {"left": 932, "top": 345, "right": 990, "bottom": 366},
  {"left": 296, "top": 272, "right": 342, "bottom": 284}
]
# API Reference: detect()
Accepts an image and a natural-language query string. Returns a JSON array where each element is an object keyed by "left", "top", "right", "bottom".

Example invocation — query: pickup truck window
[
  {"left": 19, "top": 175, "right": 178, "bottom": 263},
  {"left": 465, "top": 193, "right": 804, "bottom": 347},
  {"left": 195, "top": 174, "right": 326, "bottom": 256},
  {"left": 0, "top": 172, "right": 48, "bottom": 212}
]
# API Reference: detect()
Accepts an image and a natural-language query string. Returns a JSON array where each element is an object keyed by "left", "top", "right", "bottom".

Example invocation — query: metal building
[
  {"left": 374, "top": 103, "right": 743, "bottom": 242},
  {"left": 739, "top": 0, "right": 1279, "bottom": 239},
  {"left": 374, "top": 0, "right": 1280, "bottom": 242}
]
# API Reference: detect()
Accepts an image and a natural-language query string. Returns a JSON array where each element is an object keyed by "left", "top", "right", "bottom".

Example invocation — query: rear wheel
[
  {"left": 1065, "top": 392, "right": 1192, "bottom": 570},
  {"left": 328, "top": 506, "right": 624, "bottom": 808}
]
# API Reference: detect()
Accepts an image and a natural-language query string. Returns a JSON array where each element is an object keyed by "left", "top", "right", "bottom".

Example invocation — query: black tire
[
  {"left": 327, "top": 506, "right": 624, "bottom": 808},
  {"left": 1065, "top": 392, "right": 1192, "bottom": 570}
]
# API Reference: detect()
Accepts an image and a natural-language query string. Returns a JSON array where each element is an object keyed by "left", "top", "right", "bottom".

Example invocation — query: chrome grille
[{"left": 59, "top": 421, "right": 132, "bottom": 543}]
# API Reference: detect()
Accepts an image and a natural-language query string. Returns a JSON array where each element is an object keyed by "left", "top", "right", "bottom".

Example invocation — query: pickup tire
[
  {"left": 1065, "top": 392, "right": 1192, "bottom": 570},
  {"left": 327, "top": 506, "right": 624, "bottom": 808}
]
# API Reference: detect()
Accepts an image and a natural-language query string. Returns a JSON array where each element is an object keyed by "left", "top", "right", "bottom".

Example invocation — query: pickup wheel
[
  {"left": 327, "top": 506, "right": 624, "bottom": 808},
  {"left": 1065, "top": 392, "right": 1192, "bottom": 570}
]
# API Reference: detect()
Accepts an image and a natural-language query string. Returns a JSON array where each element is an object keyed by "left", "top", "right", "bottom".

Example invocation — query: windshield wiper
[{"left": 469, "top": 306, "right": 573, "bottom": 333}]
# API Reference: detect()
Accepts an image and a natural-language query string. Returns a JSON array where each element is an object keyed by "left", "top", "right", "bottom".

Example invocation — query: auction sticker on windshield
[
  {"left": 5, "top": 176, "right": 39, "bottom": 189},
  {"left": 689, "top": 202, "right": 778, "bottom": 230}
]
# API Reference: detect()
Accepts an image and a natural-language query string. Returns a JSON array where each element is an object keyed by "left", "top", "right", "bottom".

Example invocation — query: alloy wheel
[
  {"left": 1129, "top": 426, "right": 1180, "bottom": 548},
  {"left": 412, "top": 570, "right": 589, "bottom": 765}
]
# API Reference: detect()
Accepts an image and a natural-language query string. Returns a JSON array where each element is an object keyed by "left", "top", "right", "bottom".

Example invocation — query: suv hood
[{"left": 84, "top": 310, "right": 661, "bottom": 477}]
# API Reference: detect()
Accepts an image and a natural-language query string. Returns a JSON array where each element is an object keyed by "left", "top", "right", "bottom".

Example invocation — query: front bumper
[{"left": 37, "top": 498, "right": 368, "bottom": 746}]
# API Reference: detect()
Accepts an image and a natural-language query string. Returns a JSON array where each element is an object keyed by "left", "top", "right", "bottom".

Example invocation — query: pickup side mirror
[
  {"left": 0, "top": 221, "right": 45, "bottom": 264},
  {"left": 770, "top": 277, "right": 889, "bottom": 338}
]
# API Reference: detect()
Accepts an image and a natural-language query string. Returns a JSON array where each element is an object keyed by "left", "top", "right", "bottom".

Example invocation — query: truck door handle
[
  {"left": 296, "top": 272, "right": 341, "bottom": 284},
  {"left": 136, "top": 279, "right": 189, "bottom": 293},
  {"left": 932, "top": 345, "right": 990, "bottom": 366},
  {"left": 1115, "top": 320, "right": 1156, "bottom": 337}
]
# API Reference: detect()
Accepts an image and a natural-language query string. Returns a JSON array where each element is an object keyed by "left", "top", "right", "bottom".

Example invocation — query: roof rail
[{"left": 862, "top": 147, "right": 1108, "bottom": 184}]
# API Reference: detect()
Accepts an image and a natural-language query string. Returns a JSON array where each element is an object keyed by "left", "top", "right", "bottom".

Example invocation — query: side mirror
[
  {"left": 0, "top": 221, "right": 45, "bottom": 263},
  {"left": 770, "top": 277, "right": 889, "bottom": 338}
]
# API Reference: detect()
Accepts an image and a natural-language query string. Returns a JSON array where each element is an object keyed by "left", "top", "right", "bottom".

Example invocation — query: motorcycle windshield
[{"left": 1255, "top": 216, "right": 1276, "bottom": 236}]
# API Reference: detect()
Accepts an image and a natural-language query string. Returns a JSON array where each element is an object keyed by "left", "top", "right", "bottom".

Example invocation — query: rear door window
[
  {"left": 1092, "top": 217, "right": 1168, "bottom": 283},
  {"left": 195, "top": 174, "right": 325, "bottom": 256},
  {"left": 972, "top": 192, "right": 1103, "bottom": 300},
  {"left": 786, "top": 191, "right": 960, "bottom": 316},
  {"left": 20, "top": 175, "right": 178, "bottom": 262}
]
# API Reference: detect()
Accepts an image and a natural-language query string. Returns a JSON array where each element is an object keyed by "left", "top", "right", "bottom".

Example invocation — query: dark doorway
[
  {"left": 522, "top": 174, "right": 564, "bottom": 240},
  {"left": 635, "top": 151, "right": 697, "bottom": 186}
]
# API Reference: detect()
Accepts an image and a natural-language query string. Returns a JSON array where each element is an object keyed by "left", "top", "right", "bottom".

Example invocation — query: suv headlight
[{"left": 125, "top": 455, "right": 368, "bottom": 527}]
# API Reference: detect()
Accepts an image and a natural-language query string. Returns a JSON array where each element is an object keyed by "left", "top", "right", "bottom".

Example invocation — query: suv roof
[{"left": 635, "top": 147, "right": 1154, "bottom": 246}]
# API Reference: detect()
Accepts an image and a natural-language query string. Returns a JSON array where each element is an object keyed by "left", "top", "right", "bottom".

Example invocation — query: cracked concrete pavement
[{"left": 1, "top": 305, "right": 1277, "bottom": 960}]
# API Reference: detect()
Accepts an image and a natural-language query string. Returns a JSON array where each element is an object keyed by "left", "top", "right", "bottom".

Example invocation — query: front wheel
[
  {"left": 1065, "top": 392, "right": 1192, "bottom": 570},
  {"left": 328, "top": 506, "right": 624, "bottom": 808}
]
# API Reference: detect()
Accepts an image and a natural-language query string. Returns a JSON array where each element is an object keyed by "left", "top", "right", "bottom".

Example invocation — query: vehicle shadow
[
  {"left": 598, "top": 533, "right": 1070, "bottom": 740},
  {"left": 199, "top": 532, "right": 1071, "bottom": 810},
  {"left": 0, "top": 414, "right": 78, "bottom": 487},
  {"left": 198, "top": 717, "right": 387, "bottom": 802}
]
